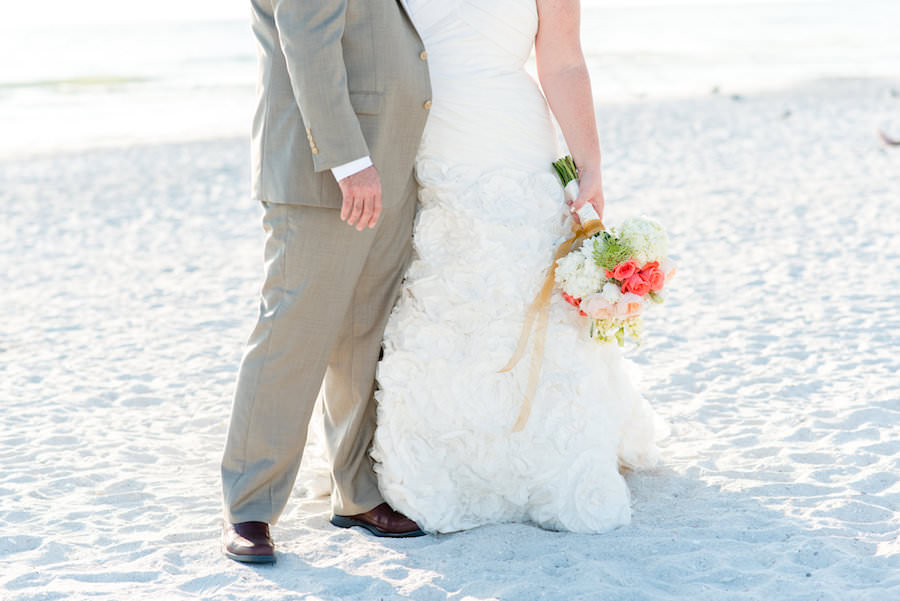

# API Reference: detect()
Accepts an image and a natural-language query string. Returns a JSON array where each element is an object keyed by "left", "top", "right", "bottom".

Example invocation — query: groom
[{"left": 220, "top": 0, "right": 431, "bottom": 563}]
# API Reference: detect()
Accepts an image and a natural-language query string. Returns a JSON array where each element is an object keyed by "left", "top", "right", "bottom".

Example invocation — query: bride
[{"left": 371, "top": 0, "right": 664, "bottom": 534}]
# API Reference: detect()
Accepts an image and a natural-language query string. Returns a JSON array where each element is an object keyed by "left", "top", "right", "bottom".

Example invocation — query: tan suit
[{"left": 222, "top": 0, "right": 431, "bottom": 523}]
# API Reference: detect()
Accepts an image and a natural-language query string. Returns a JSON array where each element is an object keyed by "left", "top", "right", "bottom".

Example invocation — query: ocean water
[
  {"left": 0, "top": 19, "right": 256, "bottom": 158},
  {"left": 0, "top": 0, "right": 897, "bottom": 157}
]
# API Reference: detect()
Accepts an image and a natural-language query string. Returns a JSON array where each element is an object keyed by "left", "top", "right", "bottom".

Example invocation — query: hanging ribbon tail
[
  {"left": 500, "top": 217, "right": 606, "bottom": 432},
  {"left": 498, "top": 291, "right": 543, "bottom": 373},
  {"left": 511, "top": 299, "right": 551, "bottom": 432}
]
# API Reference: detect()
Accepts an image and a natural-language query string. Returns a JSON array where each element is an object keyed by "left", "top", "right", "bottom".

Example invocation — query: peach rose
[
  {"left": 615, "top": 294, "right": 644, "bottom": 318},
  {"left": 661, "top": 258, "right": 677, "bottom": 280},
  {"left": 581, "top": 294, "right": 616, "bottom": 319}
]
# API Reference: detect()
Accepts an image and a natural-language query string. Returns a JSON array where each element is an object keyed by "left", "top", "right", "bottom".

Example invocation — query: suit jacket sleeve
[{"left": 272, "top": 0, "right": 370, "bottom": 172}]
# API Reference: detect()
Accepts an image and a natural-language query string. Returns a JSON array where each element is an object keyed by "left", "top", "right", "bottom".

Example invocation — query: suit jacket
[{"left": 249, "top": 0, "right": 432, "bottom": 208}]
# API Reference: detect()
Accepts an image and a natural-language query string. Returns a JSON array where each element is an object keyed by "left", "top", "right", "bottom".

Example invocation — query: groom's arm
[{"left": 271, "top": 0, "right": 370, "bottom": 172}]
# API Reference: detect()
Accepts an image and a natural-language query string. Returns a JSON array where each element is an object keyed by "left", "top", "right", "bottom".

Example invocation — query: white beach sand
[{"left": 2, "top": 78, "right": 899, "bottom": 600}]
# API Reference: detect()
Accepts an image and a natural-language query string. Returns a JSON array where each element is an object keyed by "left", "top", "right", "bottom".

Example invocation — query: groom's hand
[{"left": 338, "top": 166, "right": 383, "bottom": 231}]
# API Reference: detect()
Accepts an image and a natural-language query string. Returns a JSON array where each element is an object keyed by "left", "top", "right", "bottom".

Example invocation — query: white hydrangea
[
  {"left": 555, "top": 252, "right": 585, "bottom": 285},
  {"left": 618, "top": 216, "right": 668, "bottom": 265},
  {"left": 555, "top": 247, "right": 605, "bottom": 299}
]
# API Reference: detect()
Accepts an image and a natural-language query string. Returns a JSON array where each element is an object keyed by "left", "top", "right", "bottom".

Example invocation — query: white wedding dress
[{"left": 371, "top": 0, "right": 663, "bottom": 534}]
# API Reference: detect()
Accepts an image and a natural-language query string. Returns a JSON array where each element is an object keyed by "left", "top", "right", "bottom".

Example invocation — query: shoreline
[{"left": 1, "top": 76, "right": 897, "bottom": 163}]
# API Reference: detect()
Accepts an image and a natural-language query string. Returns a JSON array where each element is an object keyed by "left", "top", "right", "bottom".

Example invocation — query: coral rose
[
  {"left": 612, "top": 260, "right": 639, "bottom": 281},
  {"left": 561, "top": 291, "right": 582, "bottom": 308},
  {"left": 561, "top": 291, "right": 588, "bottom": 316},
  {"left": 622, "top": 272, "right": 651, "bottom": 296},
  {"left": 643, "top": 266, "right": 666, "bottom": 291}
]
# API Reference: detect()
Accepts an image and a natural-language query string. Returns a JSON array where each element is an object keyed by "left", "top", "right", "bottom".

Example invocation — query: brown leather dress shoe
[
  {"left": 222, "top": 521, "right": 276, "bottom": 563},
  {"left": 330, "top": 503, "right": 426, "bottom": 538}
]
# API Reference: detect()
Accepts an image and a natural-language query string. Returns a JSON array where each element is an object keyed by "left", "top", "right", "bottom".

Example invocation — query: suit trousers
[{"left": 221, "top": 176, "right": 416, "bottom": 524}]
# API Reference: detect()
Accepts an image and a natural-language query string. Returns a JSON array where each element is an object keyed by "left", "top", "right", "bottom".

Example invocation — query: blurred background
[{"left": 0, "top": 0, "right": 897, "bottom": 159}]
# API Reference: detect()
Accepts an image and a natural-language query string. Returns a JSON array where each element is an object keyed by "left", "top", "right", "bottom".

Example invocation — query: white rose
[{"left": 601, "top": 282, "right": 623, "bottom": 303}]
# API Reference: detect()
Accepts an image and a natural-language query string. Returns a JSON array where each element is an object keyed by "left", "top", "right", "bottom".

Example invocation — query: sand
[{"left": 2, "top": 77, "right": 899, "bottom": 600}]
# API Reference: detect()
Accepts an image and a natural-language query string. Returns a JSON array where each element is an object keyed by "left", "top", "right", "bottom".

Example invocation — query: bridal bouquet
[
  {"left": 552, "top": 156, "right": 676, "bottom": 346},
  {"left": 501, "top": 157, "right": 675, "bottom": 430}
]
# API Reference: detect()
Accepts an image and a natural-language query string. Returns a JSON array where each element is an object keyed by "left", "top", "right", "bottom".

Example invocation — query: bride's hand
[{"left": 572, "top": 165, "right": 605, "bottom": 222}]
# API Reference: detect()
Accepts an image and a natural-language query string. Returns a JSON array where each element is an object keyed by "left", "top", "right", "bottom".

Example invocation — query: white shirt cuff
[{"left": 331, "top": 156, "right": 373, "bottom": 181}]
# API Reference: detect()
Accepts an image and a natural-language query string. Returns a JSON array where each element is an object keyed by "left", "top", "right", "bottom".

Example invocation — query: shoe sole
[
  {"left": 223, "top": 548, "right": 276, "bottom": 564},
  {"left": 330, "top": 516, "right": 427, "bottom": 538}
]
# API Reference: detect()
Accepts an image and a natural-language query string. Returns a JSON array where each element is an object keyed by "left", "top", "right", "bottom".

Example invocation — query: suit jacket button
[
  {"left": 423, "top": 100, "right": 432, "bottom": 110},
  {"left": 419, "top": 50, "right": 428, "bottom": 61},
  {"left": 311, "top": 148, "right": 319, "bottom": 155}
]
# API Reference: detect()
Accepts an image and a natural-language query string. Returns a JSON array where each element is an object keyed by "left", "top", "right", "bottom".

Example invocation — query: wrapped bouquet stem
[{"left": 553, "top": 155, "right": 601, "bottom": 223}]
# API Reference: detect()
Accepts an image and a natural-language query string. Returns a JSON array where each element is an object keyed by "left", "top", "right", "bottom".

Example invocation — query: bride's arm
[{"left": 535, "top": 0, "right": 604, "bottom": 219}]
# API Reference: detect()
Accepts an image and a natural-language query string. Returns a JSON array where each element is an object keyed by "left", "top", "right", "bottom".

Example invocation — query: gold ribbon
[{"left": 499, "top": 217, "right": 606, "bottom": 432}]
